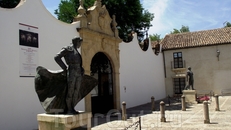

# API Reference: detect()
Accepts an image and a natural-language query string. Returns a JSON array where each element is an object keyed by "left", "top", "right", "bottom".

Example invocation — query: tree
[
  {"left": 170, "top": 25, "right": 190, "bottom": 34},
  {"left": 180, "top": 25, "right": 190, "bottom": 33},
  {"left": 170, "top": 29, "right": 180, "bottom": 34},
  {"left": 54, "top": 0, "right": 154, "bottom": 42},
  {"left": 224, "top": 21, "right": 231, "bottom": 28},
  {"left": 105, "top": 0, "right": 154, "bottom": 42},
  {"left": 0, "top": 0, "right": 20, "bottom": 8},
  {"left": 54, "top": 0, "right": 77, "bottom": 23},
  {"left": 149, "top": 33, "right": 161, "bottom": 41}
]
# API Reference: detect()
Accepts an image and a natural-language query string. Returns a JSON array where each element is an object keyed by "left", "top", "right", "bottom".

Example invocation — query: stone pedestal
[
  {"left": 182, "top": 90, "right": 197, "bottom": 104},
  {"left": 37, "top": 112, "right": 92, "bottom": 130}
]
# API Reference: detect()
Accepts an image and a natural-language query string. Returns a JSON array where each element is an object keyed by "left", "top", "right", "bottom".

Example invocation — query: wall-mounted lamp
[{"left": 216, "top": 50, "right": 220, "bottom": 61}]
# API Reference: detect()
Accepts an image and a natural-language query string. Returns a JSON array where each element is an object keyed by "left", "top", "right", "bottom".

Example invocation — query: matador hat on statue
[{"left": 72, "top": 36, "right": 82, "bottom": 42}]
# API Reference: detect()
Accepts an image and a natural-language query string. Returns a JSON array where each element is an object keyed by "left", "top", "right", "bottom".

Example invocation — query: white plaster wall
[
  {"left": 164, "top": 44, "right": 231, "bottom": 96},
  {"left": 0, "top": 0, "right": 167, "bottom": 129},
  {"left": 119, "top": 34, "right": 166, "bottom": 109},
  {"left": 0, "top": 1, "right": 84, "bottom": 130}
]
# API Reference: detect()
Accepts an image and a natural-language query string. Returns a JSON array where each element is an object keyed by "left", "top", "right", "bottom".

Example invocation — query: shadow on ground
[{"left": 91, "top": 97, "right": 183, "bottom": 127}]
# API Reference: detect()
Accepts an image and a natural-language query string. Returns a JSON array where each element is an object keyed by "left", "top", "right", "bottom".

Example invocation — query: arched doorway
[{"left": 90, "top": 52, "right": 114, "bottom": 114}]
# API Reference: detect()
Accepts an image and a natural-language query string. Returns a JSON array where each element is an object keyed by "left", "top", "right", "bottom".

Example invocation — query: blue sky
[{"left": 42, "top": 0, "right": 231, "bottom": 38}]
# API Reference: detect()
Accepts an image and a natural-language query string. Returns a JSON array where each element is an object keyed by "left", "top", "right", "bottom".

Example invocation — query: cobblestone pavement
[{"left": 91, "top": 96, "right": 231, "bottom": 130}]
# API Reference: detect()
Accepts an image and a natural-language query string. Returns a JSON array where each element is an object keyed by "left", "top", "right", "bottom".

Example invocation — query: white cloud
[
  {"left": 144, "top": 0, "right": 170, "bottom": 37},
  {"left": 145, "top": 0, "right": 231, "bottom": 37}
]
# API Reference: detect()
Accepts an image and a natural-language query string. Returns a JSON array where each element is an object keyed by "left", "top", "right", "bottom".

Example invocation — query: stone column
[
  {"left": 214, "top": 94, "right": 220, "bottom": 111},
  {"left": 181, "top": 95, "right": 186, "bottom": 111},
  {"left": 203, "top": 101, "right": 210, "bottom": 124},
  {"left": 160, "top": 101, "right": 166, "bottom": 122},
  {"left": 151, "top": 96, "right": 155, "bottom": 111},
  {"left": 122, "top": 101, "right": 127, "bottom": 121}
]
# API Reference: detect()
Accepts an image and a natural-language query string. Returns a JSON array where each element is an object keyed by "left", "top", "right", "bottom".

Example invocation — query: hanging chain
[{"left": 124, "top": 117, "right": 141, "bottom": 130}]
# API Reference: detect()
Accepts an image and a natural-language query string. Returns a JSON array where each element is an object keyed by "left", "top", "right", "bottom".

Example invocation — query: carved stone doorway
[
  {"left": 90, "top": 52, "right": 114, "bottom": 114},
  {"left": 74, "top": 0, "right": 122, "bottom": 112}
]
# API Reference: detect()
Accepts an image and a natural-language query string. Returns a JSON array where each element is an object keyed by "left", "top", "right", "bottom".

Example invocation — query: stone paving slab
[{"left": 92, "top": 96, "right": 231, "bottom": 130}]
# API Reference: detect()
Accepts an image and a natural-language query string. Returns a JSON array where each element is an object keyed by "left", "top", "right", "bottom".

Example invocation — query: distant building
[{"left": 161, "top": 27, "right": 231, "bottom": 96}]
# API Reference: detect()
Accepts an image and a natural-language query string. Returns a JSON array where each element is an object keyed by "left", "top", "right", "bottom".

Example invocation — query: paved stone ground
[{"left": 91, "top": 96, "right": 231, "bottom": 130}]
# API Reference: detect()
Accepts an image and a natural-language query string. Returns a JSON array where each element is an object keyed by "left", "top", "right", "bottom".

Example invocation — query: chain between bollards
[{"left": 123, "top": 117, "right": 141, "bottom": 130}]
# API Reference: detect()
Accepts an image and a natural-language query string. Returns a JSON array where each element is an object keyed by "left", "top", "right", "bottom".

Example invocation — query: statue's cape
[{"left": 34, "top": 66, "right": 98, "bottom": 114}]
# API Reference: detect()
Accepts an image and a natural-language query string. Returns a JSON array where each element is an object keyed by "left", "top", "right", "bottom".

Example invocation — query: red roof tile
[{"left": 161, "top": 27, "right": 231, "bottom": 50}]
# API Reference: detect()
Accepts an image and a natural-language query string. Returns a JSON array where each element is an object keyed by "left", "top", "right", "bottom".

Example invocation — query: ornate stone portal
[{"left": 74, "top": 0, "right": 122, "bottom": 112}]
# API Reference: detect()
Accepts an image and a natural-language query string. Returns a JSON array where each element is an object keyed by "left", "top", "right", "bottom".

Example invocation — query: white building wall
[
  {"left": 119, "top": 35, "right": 166, "bottom": 108},
  {"left": 0, "top": 0, "right": 167, "bottom": 129},
  {"left": 0, "top": 1, "right": 84, "bottom": 130}
]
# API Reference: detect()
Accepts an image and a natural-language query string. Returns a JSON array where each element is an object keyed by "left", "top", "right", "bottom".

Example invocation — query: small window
[
  {"left": 173, "top": 52, "right": 183, "bottom": 68},
  {"left": 174, "top": 78, "right": 185, "bottom": 94}
]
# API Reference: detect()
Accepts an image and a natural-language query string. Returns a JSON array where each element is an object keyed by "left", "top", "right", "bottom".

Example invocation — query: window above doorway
[
  {"left": 173, "top": 52, "right": 184, "bottom": 69},
  {"left": 171, "top": 52, "right": 186, "bottom": 74}
]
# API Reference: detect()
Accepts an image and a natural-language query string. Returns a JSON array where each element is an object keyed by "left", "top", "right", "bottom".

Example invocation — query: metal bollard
[
  {"left": 122, "top": 101, "right": 127, "bottom": 121},
  {"left": 181, "top": 95, "right": 186, "bottom": 111},
  {"left": 160, "top": 101, "right": 166, "bottom": 122},
  {"left": 151, "top": 96, "right": 155, "bottom": 111},
  {"left": 203, "top": 101, "right": 210, "bottom": 124},
  {"left": 214, "top": 94, "right": 220, "bottom": 111}
]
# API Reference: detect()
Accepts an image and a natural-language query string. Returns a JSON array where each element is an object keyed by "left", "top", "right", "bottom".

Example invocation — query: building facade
[{"left": 161, "top": 27, "right": 231, "bottom": 96}]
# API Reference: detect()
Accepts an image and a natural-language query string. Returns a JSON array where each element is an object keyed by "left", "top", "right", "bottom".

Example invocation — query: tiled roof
[
  {"left": 151, "top": 41, "right": 159, "bottom": 48},
  {"left": 161, "top": 27, "right": 231, "bottom": 50}
]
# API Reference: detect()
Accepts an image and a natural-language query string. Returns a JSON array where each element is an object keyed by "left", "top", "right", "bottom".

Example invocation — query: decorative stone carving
[
  {"left": 111, "top": 15, "right": 119, "bottom": 37},
  {"left": 94, "top": 0, "right": 102, "bottom": 7},
  {"left": 98, "top": 8, "right": 106, "bottom": 30},
  {"left": 75, "top": 0, "right": 122, "bottom": 112},
  {"left": 73, "top": 0, "right": 87, "bottom": 27},
  {"left": 74, "top": 0, "right": 119, "bottom": 37}
]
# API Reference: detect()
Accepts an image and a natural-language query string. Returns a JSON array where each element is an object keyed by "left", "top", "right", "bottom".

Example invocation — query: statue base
[
  {"left": 37, "top": 112, "right": 91, "bottom": 130},
  {"left": 182, "top": 90, "right": 197, "bottom": 104}
]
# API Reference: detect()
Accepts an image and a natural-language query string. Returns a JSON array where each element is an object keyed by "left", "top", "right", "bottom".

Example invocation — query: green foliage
[
  {"left": 224, "top": 22, "right": 231, "bottom": 28},
  {"left": 170, "top": 25, "right": 190, "bottom": 34},
  {"left": 180, "top": 25, "right": 190, "bottom": 33},
  {"left": 170, "top": 29, "right": 180, "bottom": 34},
  {"left": 149, "top": 33, "right": 161, "bottom": 41},
  {"left": 54, "top": 0, "right": 154, "bottom": 42},
  {"left": 54, "top": 0, "right": 78, "bottom": 23},
  {"left": 0, "top": 0, "right": 20, "bottom": 8},
  {"left": 103, "top": 0, "right": 154, "bottom": 42}
]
